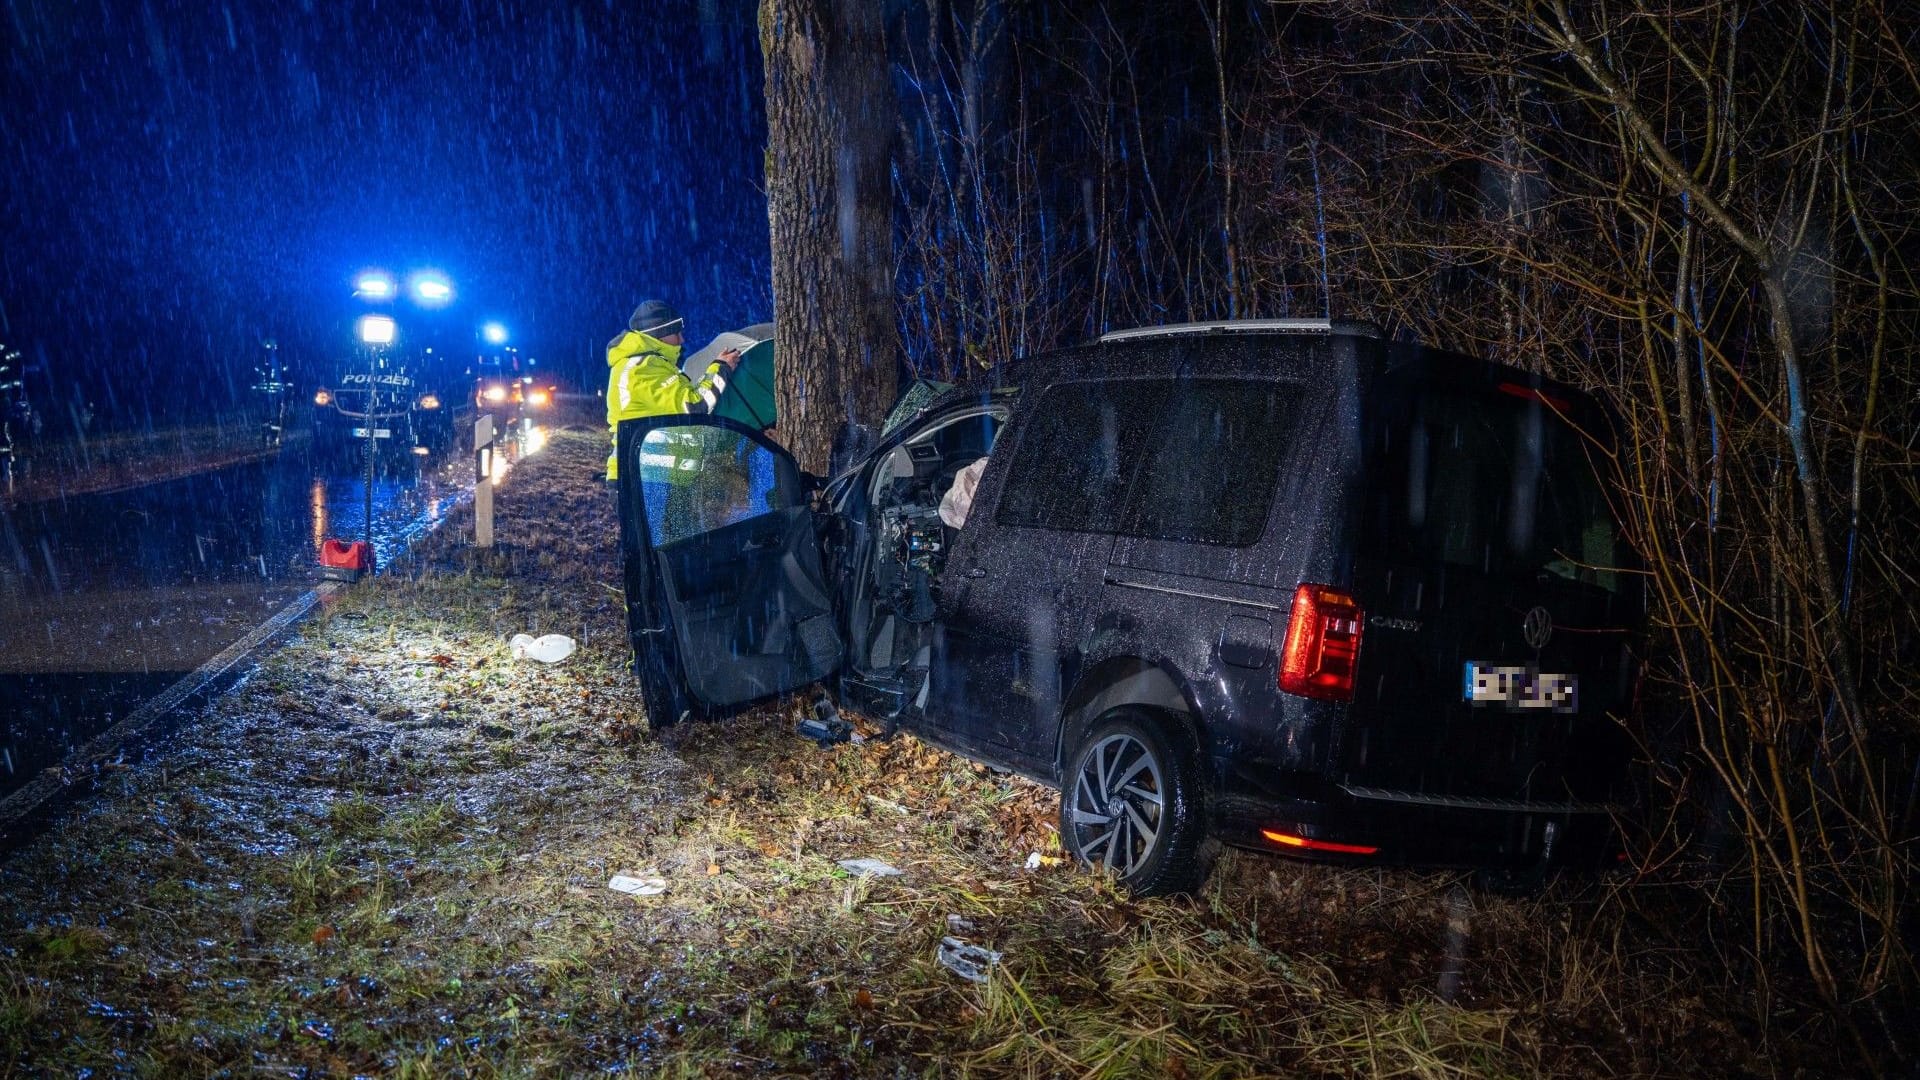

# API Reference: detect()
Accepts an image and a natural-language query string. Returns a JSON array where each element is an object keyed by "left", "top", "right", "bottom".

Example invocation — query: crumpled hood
[{"left": 607, "top": 329, "right": 681, "bottom": 367}]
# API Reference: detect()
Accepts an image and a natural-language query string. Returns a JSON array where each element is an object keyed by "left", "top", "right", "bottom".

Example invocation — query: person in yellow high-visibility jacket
[{"left": 605, "top": 300, "right": 739, "bottom": 480}]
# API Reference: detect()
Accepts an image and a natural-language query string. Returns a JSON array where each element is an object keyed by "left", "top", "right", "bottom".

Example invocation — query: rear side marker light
[
  {"left": 1261, "top": 829, "right": 1379, "bottom": 856},
  {"left": 1279, "top": 583, "right": 1364, "bottom": 702}
]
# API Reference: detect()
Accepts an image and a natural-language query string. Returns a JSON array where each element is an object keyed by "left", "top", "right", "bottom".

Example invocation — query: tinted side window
[
  {"left": 1121, "top": 380, "right": 1296, "bottom": 546},
  {"left": 638, "top": 426, "right": 792, "bottom": 546},
  {"left": 995, "top": 381, "right": 1160, "bottom": 532}
]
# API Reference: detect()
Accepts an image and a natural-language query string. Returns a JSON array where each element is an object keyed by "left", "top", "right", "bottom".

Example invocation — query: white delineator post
[{"left": 474, "top": 414, "right": 495, "bottom": 549}]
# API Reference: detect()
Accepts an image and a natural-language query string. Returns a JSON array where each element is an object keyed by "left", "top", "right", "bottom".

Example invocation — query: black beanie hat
[{"left": 629, "top": 299, "right": 684, "bottom": 338}]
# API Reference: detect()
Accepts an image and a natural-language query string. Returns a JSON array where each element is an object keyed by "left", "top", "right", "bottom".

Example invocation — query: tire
[{"left": 1059, "top": 710, "right": 1208, "bottom": 896}]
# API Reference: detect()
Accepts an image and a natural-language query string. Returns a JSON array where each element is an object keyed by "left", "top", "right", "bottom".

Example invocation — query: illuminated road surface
[{"left": 0, "top": 446, "right": 472, "bottom": 800}]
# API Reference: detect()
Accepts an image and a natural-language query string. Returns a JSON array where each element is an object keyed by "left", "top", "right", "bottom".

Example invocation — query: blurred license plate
[
  {"left": 1464, "top": 663, "right": 1578, "bottom": 712},
  {"left": 351, "top": 428, "right": 392, "bottom": 439}
]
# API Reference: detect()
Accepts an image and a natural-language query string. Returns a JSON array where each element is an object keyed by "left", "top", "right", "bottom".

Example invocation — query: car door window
[
  {"left": 1120, "top": 379, "right": 1297, "bottom": 547},
  {"left": 995, "top": 381, "right": 1163, "bottom": 532},
  {"left": 637, "top": 425, "right": 793, "bottom": 547}
]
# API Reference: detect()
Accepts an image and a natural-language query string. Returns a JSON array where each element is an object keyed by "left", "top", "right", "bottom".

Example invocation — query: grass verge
[{"left": 0, "top": 425, "right": 1844, "bottom": 1076}]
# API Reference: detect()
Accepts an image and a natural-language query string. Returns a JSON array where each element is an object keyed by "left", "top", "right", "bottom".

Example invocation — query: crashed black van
[{"left": 616, "top": 320, "right": 1642, "bottom": 894}]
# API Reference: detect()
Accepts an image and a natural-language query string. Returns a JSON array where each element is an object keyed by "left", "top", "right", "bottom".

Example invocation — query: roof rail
[{"left": 1098, "top": 318, "right": 1380, "bottom": 343}]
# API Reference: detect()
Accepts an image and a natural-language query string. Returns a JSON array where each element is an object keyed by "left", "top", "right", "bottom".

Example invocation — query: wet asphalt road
[{"left": 0, "top": 443, "right": 473, "bottom": 800}]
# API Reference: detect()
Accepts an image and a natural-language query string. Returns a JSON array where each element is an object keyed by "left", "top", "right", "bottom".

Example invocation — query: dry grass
[{"left": 0, "top": 425, "right": 1845, "bottom": 1076}]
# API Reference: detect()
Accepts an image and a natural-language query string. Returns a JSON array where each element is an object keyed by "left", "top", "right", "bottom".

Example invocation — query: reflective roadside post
[{"left": 474, "top": 413, "right": 495, "bottom": 549}]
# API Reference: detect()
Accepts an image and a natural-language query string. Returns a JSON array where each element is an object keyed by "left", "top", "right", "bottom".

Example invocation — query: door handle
[{"left": 743, "top": 536, "right": 781, "bottom": 553}]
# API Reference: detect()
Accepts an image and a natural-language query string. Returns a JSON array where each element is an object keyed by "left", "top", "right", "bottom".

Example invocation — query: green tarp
[{"left": 683, "top": 324, "right": 776, "bottom": 431}]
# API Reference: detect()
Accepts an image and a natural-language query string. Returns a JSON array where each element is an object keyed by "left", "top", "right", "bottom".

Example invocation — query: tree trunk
[{"left": 760, "top": 0, "right": 899, "bottom": 474}]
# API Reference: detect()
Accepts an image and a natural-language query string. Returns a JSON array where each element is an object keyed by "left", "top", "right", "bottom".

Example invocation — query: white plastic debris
[
  {"left": 936, "top": 937, "right": 1003, "bottom": 984},
  {"left": 837, "top": 858, "right": 903, "bottom": 878},
  {"left": 1023, "top": 851, "right": 1064, "bottom": 871},
  {"left": 945, "top": 913, "right": 977, "bottom": 934},
  {"left": 607, "top": 874, "right": 667, "bottom": 896},
  {"left": 510, "top": 633, "right": 576, "bottom": 664}
]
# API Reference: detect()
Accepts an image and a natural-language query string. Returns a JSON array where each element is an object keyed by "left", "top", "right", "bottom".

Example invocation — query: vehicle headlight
[
  {"left": 484, "top": 384, "right": 508, "bottom": 403},
  {"left": 313, "top": 389, "right": 332, "bottom": 406},
  {"left": 418, "top": 393, "right": 441, "bottom": 410}
]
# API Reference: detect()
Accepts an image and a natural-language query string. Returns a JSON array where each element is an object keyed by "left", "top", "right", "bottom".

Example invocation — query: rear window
[
  {"left": 995, "top": 378, "right": 1295, "bottom": 545},
  {"left": 1365, "top": 387, "right": 1622, "bottom": 592}
]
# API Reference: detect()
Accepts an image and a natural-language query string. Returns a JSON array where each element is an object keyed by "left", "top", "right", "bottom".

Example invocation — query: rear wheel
[{"left": 1059, "top": 711, "right": 1207, "bottom": 896}]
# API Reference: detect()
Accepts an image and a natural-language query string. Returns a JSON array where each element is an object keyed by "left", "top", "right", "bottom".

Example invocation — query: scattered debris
[
  {"left": 837, "top": 857, "right": 903, "bottom": 878},
  {"left": 945, "top": 913, "right": 976, "bottom": 934},
  {"left": 936, "top": 937, "right": 1003, "bottom": 984},
  {"left": 797, "top": 693, "right": 860, "bottom": 747},
  {"left": 509, "top": 633, "right": 576, "bottom": 663},
  {"left": 606, "top": 874, "right": 667, "bottom": 897},
  {"left": 1023, "top": 851, "right": 1064, "bottom": 871}
]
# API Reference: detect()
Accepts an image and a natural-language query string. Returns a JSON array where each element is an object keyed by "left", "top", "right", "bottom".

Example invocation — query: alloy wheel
[{"left": 1065, "top": 731, "right": 1166, "bottom": 878}]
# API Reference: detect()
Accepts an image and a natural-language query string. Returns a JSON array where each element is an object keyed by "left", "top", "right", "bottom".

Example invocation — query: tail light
[{"left": 1279, "top": 583, "right": 1364, "bottom": 702}]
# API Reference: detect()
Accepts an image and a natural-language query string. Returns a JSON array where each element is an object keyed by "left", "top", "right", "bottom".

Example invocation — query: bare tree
[{"left": 1236, "top": 2, "right": 1918, "bottom": 1055}]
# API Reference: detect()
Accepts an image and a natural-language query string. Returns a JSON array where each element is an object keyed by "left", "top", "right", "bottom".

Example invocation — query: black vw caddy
[{"left": 616, "top": 320, "right": 1642, "bottom": 895}]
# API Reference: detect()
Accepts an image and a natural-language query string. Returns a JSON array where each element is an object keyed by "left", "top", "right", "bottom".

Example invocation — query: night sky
[{"left": 0, "top": 0, "right": 772, "bottom": 425}]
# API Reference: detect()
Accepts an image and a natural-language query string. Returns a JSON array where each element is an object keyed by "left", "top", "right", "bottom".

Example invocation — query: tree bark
[{"left": 760, "top": 0, "right": 900, "bottom": 474}]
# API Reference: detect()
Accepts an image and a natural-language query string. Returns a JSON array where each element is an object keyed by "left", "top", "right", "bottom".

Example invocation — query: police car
[{"left": 311, "top": 356, "right": 455, "bottom": 461}]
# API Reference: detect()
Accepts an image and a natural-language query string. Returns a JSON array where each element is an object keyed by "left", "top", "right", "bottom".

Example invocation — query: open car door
[{"left": 616, "top": 415, "right": 843, "bottom": 728}]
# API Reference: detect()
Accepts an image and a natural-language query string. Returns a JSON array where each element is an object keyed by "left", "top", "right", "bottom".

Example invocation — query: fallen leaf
[
  {"left": 311, "top": 925, "right": 335, "bottom": 945},
  {"left": 706, "top": 862, "right": 721, "bottom": 876},
  {"left": 430, "top": 654, "right": 454, "bottom": 667},
  {"left": 853, "top": 987, "right": 875, "bottom": 1009}
]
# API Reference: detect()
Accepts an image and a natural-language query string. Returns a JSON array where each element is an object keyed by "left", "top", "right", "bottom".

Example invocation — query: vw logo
[{"left": 1521, "top": 606, "right": 1554, "bottom": 650}]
